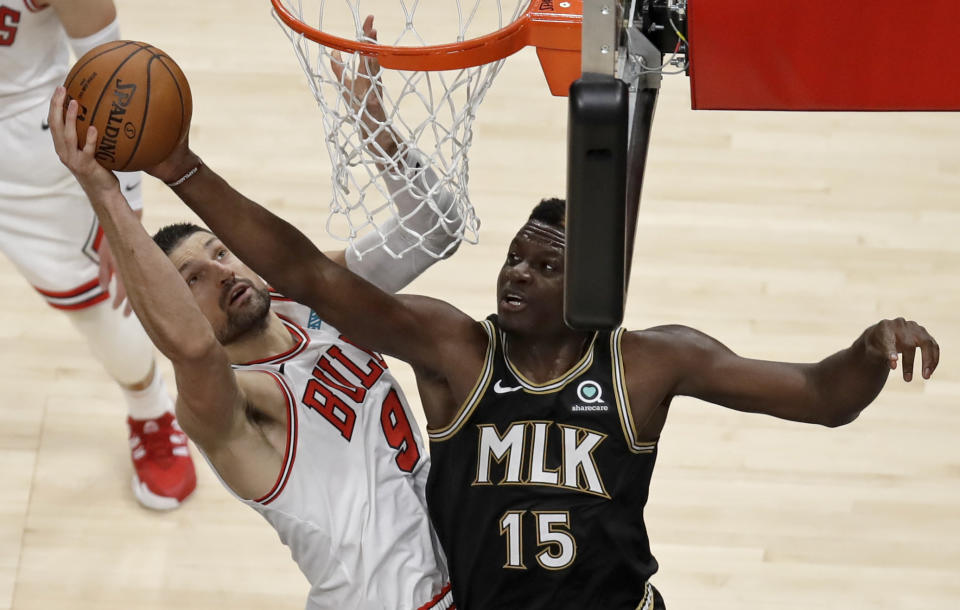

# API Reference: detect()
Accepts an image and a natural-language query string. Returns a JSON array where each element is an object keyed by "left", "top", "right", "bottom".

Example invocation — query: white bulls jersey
[
  {"left": 1, "top": 2, "right": 143, "bottom": 303},
  {"left": 210, "top": 296, "right": 452, "bottom": 610},
  {"left": 0, "top": 0, "right": 69, "bottom": 119}
]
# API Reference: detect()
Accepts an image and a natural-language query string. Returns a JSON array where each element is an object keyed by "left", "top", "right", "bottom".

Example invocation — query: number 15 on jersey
[{"left": 499, "top": 510, "right": 577, "bottom": 570}]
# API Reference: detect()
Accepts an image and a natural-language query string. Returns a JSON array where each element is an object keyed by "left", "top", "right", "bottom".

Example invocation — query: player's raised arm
[
  {"left": 151, "top": 145, "right": 477, "bottom": 377},
  {"left": 48, "top": 88, "right": 243, "bottom": 449},
  {"left": 144, "top": 17, "right": 480, "bottom": 384},
  {"left": 330, "top": 16, "right": 464, "bottom": 293},
  {"left": 626, "top": 319, "right": 939, "bottom": 428}
]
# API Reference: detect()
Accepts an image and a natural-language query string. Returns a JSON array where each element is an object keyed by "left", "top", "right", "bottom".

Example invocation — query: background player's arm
[
  {"left": 48, "top": 89, "right": 245, "bottom": 450},
  {"left": 625, "top": 320, "right": 939, "bottom": 429},
  {"left": 330, "top": 15, "right": 463, "bottom": 292},
  {"left": 46, "top": 0, "right": 115, "bottom": 37}
]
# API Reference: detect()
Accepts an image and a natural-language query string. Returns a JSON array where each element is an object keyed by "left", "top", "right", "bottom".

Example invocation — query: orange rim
[{"left": 270, "top": 0, "right": 583, "bottom": 71}]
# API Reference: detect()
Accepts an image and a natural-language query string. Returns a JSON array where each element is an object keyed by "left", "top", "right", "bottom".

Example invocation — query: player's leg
[
  {"left": 63, "top": 299, "right": 196, "bottom": 509},
  {"left": 0, "top": 102, "right": 196, "bottom": 509}
]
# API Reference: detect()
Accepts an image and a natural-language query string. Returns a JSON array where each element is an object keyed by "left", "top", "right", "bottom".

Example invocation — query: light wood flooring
[{"left": 1, "top": 1, "right": 958, "bottom": 608}]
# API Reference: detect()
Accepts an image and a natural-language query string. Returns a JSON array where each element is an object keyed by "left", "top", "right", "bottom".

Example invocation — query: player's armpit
[
  {"left": 393, "top": 294, "right": 490, "bottom": 421},
  {"left": 186, "top": 370, "right": 292, "bottom": 501},
  {"left": 390, "top": 293, "right": 487, "bottom": 374}
]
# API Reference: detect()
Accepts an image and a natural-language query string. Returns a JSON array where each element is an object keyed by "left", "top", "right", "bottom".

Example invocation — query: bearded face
[
  {"left": 214, "top": 277, "right": 272, "bottom": 344},
  {"left": 168, "top": 232, "right": 273, "bottom": 345}
]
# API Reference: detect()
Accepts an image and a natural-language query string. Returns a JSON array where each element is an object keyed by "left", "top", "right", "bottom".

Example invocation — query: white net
[{"left": 273, "top": 0, "right": 529, "bottom": 260}]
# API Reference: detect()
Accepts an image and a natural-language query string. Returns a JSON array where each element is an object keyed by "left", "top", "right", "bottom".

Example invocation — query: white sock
[{"left": 123, "top": 369, "right": 174, "bottom": 420}]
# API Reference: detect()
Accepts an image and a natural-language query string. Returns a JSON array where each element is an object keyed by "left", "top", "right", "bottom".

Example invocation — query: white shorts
[{"left": 0, "top": 100, "right": 143, "bottom": 310}]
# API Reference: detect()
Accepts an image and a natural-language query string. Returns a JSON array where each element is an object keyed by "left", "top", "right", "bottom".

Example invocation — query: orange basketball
[{"left": 63, "top": 41, "right": 192, "bottom": 171}]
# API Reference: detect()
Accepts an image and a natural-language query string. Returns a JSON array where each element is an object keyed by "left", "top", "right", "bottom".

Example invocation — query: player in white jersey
[
  {"left": 0, "top": 0, "right": 195, "bottom": 509},
  {"left": 221, "top": 292, "right": 450, "bottom": 609},
  {"left": 47, "top": 34, "right": 458, "bottom": 606}
]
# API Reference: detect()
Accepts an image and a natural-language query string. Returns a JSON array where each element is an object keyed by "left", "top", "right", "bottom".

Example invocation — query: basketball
[{"left": 63, "top": 40, "right": 192, "bottom": 171}]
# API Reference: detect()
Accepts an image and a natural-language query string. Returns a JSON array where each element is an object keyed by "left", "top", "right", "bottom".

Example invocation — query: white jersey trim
[
  {"left": 252, "top": 371, "right": 299, "bottom": 505},
  {"left": 238, "top": 314, "right": 310, "bottom": 366}
]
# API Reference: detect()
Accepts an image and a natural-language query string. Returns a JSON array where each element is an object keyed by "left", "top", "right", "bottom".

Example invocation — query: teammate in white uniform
[
  {"left": 0, "top": 0, "right": 195, "bottom": 509},
  {"left": 47, "top": 28, "right": 457, "bottom": 605}
]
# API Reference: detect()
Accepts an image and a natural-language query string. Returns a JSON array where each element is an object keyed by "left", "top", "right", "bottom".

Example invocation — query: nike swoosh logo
[
  {"left": 41, "top": 121, "right": 50, "bottom": 130},
  {"left": 125, "top": 181, "right": 141, "bottom": 192},
  {"left": 493, "top": 379, "right": 522, "bottom": 394}
]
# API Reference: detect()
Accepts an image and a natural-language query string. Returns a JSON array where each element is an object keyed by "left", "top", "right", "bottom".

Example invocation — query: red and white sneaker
[{"left": 128, "top": 412, "right": 197, "bottom": 510}]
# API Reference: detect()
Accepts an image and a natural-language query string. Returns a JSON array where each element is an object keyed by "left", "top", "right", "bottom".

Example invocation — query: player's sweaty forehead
[{"left": 516, "top": 220, "right": 565, "bottom": 250}]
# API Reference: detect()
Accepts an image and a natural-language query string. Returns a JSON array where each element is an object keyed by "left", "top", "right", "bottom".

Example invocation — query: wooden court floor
[{"left": 1, "top": 1, "right": 958, "bottom": 608}]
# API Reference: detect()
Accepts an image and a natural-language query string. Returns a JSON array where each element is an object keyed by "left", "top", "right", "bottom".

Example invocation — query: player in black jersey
[{"left": 145, "top": 170, "right": 940, "bottom": 608}]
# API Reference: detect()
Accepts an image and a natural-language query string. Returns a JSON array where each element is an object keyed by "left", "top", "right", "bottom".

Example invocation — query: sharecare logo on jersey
[
  {"left": 95, "top": 79, "right": 137, "bottom": 164},
  {"left": 576, "top": 380, "right": 603, "bottom": 403},
  {"left": 572, "top": 380, "right": 608, "bottom": 412},
  {"left": 572, "top": 405, "right": 608, "bottom": 412}
]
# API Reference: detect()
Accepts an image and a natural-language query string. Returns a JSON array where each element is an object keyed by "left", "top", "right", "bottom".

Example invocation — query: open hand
[
  {"left": 48, "top": 86, "right": 119, "bottom": 198},
  {"left": 865, "top": 317, "right": 940, "bottom": 381},
  {"left": 329, "top": 15, "right": 398, "bottom": 157},
  {"left": 330, "top": 15, "right": 385, "bottom": 121}
]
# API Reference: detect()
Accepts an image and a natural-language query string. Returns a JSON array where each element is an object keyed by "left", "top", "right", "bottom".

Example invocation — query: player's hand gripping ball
[{"left": 63, "top": 41, "right": 192, "bottom": 171}]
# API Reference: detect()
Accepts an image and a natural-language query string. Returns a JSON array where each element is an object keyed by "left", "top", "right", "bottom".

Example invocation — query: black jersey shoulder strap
[
  {"left": 610, "top": 327, "right": 658, "bottom": 454},
  {"left": 428, "top": 318, "right": 497, "bottom": 442}
]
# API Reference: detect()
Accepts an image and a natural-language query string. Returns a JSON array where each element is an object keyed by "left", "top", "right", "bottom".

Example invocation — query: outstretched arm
[
  {"left": 145, "top": 15, "right": 480, "bottom": 380},
  {"left": 149, "top": 148, "right": 478, "bottom": 380},
  {"left": 47, "top": 88, "right": 245, "bottom": 450},
  {"left": 627, "top": 318, "right": 939, "bottom": 428}
]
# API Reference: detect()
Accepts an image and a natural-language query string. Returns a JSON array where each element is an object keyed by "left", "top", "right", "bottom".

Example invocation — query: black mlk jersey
[{"left": 427, "top": 316, "right": 662, "bottom": 609}]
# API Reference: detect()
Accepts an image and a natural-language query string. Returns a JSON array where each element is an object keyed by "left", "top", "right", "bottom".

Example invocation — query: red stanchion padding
[{"left": 688, "top": 0, "right": 960, "bottom": 111}]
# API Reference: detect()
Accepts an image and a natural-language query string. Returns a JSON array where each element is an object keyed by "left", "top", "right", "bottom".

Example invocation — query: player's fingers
[
  {"left": 123, "top": 301, "right": 133, "bottom": 317},
  {"left": 113, "top": 280, "right": 127, "bottom": 311},
  {"left": 363, "top": 16, "right": 382, "bottom": 74},
  {"left": 330, "top": 50, "right": 345, "bottom": 81},
  {"left": 63, "top": 98, "right": 79, "bottom": 151},
  {"left": 48, "top": 88, "right": 65, "bottom": 149},
  {"left": 900, "top": 345, "right": 916, "bottom": 382},
  {"left": 921, "top": 337, "right": 940, "bottom": 379},
  {"left": 879, "top": 326, "right": 898, "bottom": 370},
  {"left": 97, "top": 258, "right": 112, "bottom": 291},
  {"left": 83, "top": 125, "right": 98, "bottom": 156}
]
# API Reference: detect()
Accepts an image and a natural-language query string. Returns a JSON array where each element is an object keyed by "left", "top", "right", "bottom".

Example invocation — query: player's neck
[
  {"left": 504, "top": 329, "right": 593, "bottom": 385},
  {"left": 224, "top": 312, "right": 296, "bottom": 364}
]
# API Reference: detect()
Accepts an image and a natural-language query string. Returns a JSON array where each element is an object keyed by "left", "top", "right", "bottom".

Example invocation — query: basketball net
[{"left": 272, "top": 0, "right": 531, "bottom": 260}]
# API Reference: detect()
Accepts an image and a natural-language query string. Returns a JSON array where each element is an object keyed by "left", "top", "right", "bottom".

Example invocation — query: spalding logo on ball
[{"left": 64, "top": 40, "right": 192, "bottom": 172}]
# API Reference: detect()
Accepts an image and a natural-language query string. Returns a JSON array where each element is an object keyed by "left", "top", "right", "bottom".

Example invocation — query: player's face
[
  {"left": 496, "top": 223, "right": 566, "bottom": 335},
  {"left": 169, "top": 232, "right": 271, "bottom": 344}
]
